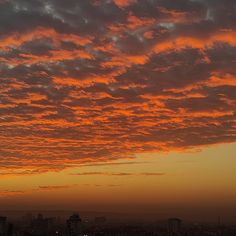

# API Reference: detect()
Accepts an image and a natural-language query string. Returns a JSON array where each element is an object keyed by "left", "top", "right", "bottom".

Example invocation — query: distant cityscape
[{"left": 0, "top": 212, "right": 236, "bottom": 236}]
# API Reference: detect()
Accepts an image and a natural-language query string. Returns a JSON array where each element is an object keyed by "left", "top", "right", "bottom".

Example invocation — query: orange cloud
[
  {"left": 154, "top": 31, "right": 236, "bottom": 53},
  {"left": 0, "top": 0, "right": 235, "bottom": 174},
  {"left": 113, "top": 0, "right": 137, "bottom": 8}
]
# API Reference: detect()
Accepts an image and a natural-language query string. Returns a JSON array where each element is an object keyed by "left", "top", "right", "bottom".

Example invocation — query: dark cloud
[{"left": 71, "top": 172, "right": 165, "bottom": 177}]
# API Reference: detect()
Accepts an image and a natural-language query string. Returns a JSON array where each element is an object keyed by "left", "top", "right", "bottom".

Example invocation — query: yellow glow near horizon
[{"left": 1, "top": 143, "right": 236, "bottom": 216}]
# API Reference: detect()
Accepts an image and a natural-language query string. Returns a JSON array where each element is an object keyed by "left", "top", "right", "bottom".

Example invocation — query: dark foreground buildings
[
  {"left": 0, "top": 213, "right": 236, "bottom": 236},
  {"left": 66, "top": 213, "right": 82, "bottom": 236},
  {"left": 0, "top": 217, "right": 7, "bottom": 236}
]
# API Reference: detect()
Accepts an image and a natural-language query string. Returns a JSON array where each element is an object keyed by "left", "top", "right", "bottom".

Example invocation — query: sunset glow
[{"left": 0, "top": 0, "right": 236, "bottom": 222}]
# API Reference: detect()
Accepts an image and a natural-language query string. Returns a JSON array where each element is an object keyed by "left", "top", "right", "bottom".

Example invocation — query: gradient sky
[{"left": 0, "top": 0, "right": 236, "bottom": 222}]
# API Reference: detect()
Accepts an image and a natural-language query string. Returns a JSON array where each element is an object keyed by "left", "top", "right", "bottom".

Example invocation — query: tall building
[
  {"left": 67, "top": 213, "right": 82, "bottom": 236},
  {"left": 168, "top": 218, "right": 182, "bottom": 235},
  {"left": 0, "top": 217, "right": 7, "bottom": 236},
  {"left": 31, "top": 213, "right": 54, "bottom": 236},
  {"left": 7, "top": 224, "right": 13, "bottom": 236}
]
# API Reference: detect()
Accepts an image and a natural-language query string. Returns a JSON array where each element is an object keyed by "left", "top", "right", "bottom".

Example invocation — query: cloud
[
  {"left": 38, "top": 185, "right": 72, "bottom": 190},
  {"left": 0, "top": 0, "right": 235, "bottom": 173},
  {"left": 77, "top": 161, "right": 150, "bottom": 167},
  {"left": 71, "top": 172, "right": 165, "bottom": 177},
  {"left": 0, "top": 169, "right": 49, "bottom": 176},
  {"left": 0, "top": 190, "right": 25, "bottom": 197},
  {"left": 0, "top": 183, "right": 123, "bottom": 198},
  {"left": 0, "top": 185, "right": 75, "bottom": 198}
]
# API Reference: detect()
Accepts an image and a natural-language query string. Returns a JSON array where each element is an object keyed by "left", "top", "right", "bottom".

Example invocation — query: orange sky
[
  {"left": 0, "top": 0, "right": 236, "bottom": 222},
  {"left": 0, "top": 143, "right": 236, "bottom": 222}
]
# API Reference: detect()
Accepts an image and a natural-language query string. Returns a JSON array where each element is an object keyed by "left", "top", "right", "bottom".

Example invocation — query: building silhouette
[
  {"left": 7, "top": 224, "right": 13, "bottom": 236},
  {"left": 66, "top": 213, "right": 82, "bottom": 236},
  {"left": 168, "top": 218, "right": 182, "bottom": 235},
  {"left": 31, "top": 213, "right": 54, "bottom": 236},
  {"left": 0, "top": 217, "right": 7, "bottom": 236}
]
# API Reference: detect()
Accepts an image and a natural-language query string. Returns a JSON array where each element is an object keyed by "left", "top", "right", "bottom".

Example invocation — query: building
[
  {"left": 31, "top": 213, "right": 54, "bottom": 236},
  {"left": 168, "top": 218, "right": 182, "bottom": 235},
  {"left": 0, "top": 217, "right": 7, "bottom": 236},
  {"left": 66, "top": 213, "right": 82, "bottom": 236}
]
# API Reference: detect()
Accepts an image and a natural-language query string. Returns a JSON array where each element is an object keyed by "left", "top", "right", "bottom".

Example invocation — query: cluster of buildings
[
  {"left": 0, "top": 213, "right": 82, "bottom": 236},
  {"left": 0, "top": 213, "right": 235, "bottom": 236}
]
